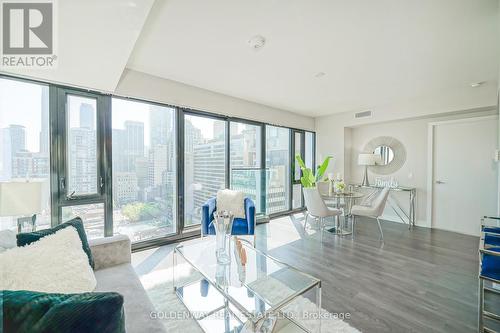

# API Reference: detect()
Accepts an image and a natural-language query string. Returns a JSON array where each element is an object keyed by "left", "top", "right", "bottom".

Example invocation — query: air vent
[{"left": 355, "top": 110, "right": 372, "bottom": 119}]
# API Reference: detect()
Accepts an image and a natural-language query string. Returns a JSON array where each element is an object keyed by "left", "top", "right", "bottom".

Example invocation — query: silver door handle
[{"left": 435, "top": 180, "right": 446, "bottom": 184}]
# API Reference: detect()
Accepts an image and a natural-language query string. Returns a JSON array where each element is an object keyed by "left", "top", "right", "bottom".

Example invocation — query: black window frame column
[{"left": 290, "top": 129, "right": 306, "bottom": 211}]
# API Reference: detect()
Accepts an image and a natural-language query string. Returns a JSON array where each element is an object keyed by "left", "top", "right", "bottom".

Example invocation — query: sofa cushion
[
  {"left": 1, "top": 227, "right": 96, "bottom": 293},
  {"left": 2, "top": 290, "right": 125, "bottom": 333},
  {"left": 94, "top": 264, "right": 166, "bottom": 333},
  {"left": 17, "top": 217, "right": 94, "bottom": 269}
]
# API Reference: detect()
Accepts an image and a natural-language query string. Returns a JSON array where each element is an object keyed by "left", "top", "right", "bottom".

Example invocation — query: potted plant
[{"left": 295, "top": 154, "right": 332, "bottom": 188}]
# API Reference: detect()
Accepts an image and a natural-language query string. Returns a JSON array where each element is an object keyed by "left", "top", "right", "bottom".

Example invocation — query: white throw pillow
[
  {"left": 217, "top": 189, "right": 246, "bottom": 219},
  {"left": 0, "top": 226, "right": 97, "bottom": 293},
  {"left": 0, "top": 229, "right": 17, "bottom": 252}
]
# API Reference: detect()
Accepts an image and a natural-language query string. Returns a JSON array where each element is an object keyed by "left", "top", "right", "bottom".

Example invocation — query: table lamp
[
  {"left": 0, "top": 181, "right": 42, "bottom": 233},
  {"left": 358, "top": 153, "right": 380, "bottom": 186}
]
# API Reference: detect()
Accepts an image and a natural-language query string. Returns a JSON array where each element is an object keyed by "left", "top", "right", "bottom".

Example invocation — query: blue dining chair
[
  {"left": 478, "top": 216, "right": 500, "bottom": 332},
  {"left": 201, "top": 197, "right": 256, "bottom": 246}
]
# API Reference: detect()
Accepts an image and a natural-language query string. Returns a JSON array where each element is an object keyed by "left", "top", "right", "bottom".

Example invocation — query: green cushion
[
  {"left": 1, "top": 290, "right": 125, "bottom": 333},
  {"left": 16, "top": 218, "right": 94, "bottom": 269}
]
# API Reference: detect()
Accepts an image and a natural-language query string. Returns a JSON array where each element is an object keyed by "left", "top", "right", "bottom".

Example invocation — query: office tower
[
  {"left": 79, "top": 103, "right": 95, "bottom": 130},
  {"left": 39, "top": 88, "right": 50, "bottom": 154},
  {"left": 8, "top": 125, "right": 26, "bottom": 157},
  {"left": 0, "top": 128, "right": 12, "bottom": 181},
  {"left": 150, "top": 106, "right": 173, "bottom": 146},
  {"left": 68, "top": 127, "right": 97, "bottom": 194}
]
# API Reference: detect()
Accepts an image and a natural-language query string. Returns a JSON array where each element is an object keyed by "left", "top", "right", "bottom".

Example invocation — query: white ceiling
[
  {"left": 2, "top": 0, "right": 498, "bottom": 117},
  {"left": 2, "top": 0, "right": 155, "bottom": 92},
  {"left": 127, "top": 0, "right": 499, "bottom": 117}
]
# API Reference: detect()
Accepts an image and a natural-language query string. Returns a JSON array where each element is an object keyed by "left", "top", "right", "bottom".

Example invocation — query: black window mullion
[{"left": 177, "top": 108, "right": 185, "bottom": 234}]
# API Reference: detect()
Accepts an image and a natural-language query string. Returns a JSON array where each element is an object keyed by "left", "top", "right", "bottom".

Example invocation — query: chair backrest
[
  {"left": 317, "top": 181, "right": 329, "bottom": 196},
  {"left": 372, "top": 187, "right": 390, "bottom": 217},
  {"left": 303, "top": 187, "right": 331, "bottom": 217}
]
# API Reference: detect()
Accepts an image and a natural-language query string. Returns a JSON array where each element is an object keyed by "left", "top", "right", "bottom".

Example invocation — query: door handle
[{"left": 435, "top": 180, "right": 446, "bottom": 184}]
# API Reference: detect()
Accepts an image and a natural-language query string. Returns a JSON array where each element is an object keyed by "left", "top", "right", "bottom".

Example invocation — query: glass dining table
[{"left": 321, "top": 191, "right": 365, "bottom": 236}]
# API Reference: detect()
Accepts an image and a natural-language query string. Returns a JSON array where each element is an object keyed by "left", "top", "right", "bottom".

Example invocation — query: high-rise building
[
  {"left": 150, "top": 106, "right": 173, "bottom": 146},
  {"left": 113, "top": 172, "right": 138, "bottom": 205},
  {"left": 124, "top": 121, "right": 144, "bottom": 171},
  {"left": 79, "top": 103, "right": 95, "bottom": 130},
  {"left": 39, "top": 88, "right": 50, "bottom": 154},
  {"left": 0, "top": 128, "right": 12, "bottom": 181},
  {"left": 192, "top": 138, "right": 225, "bottom": 219},
  {"left": 12, "top": 151, "right": 32, "bottom": 178},
  {"left": 68, "top": 127, "right": 97, "bottom": 194},
  {"left": 148, "top": 144, "right": 168, "bottom": 188},
  {"left": 8, "top": 125, "right": 26, "bottom": 157}
]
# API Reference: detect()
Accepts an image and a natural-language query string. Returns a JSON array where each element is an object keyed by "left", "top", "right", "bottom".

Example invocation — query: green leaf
[
  {"left": 295, "top": 154, "right": 306, "bottom": 169},
  {"left": 315, "top": 156, "right": 332, "bottom": 182}
]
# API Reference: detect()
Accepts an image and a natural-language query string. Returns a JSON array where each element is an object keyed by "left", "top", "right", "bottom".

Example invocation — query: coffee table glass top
[{"left": 175, "top": 238, "right": 320, "bottom": 317}]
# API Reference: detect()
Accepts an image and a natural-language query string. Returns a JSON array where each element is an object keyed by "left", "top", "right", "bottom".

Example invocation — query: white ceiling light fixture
[
  {"left": 315, "top": 72, "right": 326, "bottom": 78},
  {"left": 247, "top": 35, "right": 266, "bottom": 51}
]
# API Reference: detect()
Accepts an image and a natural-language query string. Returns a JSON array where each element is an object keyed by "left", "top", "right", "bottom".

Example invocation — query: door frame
[{"left": 426, "top": 115, "right": 498, "bottom": 229}]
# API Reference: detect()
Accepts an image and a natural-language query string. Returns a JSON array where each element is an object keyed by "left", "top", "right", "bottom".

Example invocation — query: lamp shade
[
  {"left": 358, "top": 153, "right": 379, "bottom": 166},
  {"left": 0, "top": 181, "right": 42, "bottom": 216}
]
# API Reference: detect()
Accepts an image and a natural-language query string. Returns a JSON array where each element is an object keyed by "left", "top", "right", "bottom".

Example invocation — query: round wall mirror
[{"left": 374, "top": 145, "right": 394, "bottom": 165}]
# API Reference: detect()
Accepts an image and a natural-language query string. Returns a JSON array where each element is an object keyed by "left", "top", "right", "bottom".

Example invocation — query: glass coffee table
[{"left": 173, "top": 238, "right": 321, "bottom": 333}]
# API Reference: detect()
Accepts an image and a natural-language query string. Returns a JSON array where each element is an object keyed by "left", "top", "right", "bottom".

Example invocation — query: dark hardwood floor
[
  {"left": 132, "top": 214, "right": 481, "bottom": 332},
  {"left": 256, "top": 214, "right": 480, "bottom": 332}
]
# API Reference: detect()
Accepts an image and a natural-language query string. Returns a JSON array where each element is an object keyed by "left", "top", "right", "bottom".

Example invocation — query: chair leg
[
  {"left": 352, "top": 215, "right": 356, "bottom": 236},
  {"left": 479, "top": 278, "right": 484, "bottom": 332},
  {"left": 319, "top": 217, "right": 324, "bottom": 242},
  {"left": 376, "top": 217, "right": 384, "bottom": 241},
  {"left": 304, "top": 212, "right": 309, "bottom": 230}
]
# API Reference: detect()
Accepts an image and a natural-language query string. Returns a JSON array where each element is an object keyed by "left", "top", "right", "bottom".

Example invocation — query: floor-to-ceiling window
[
  {"left": 111, "top": 98, "right": 177, "bottom": 242},
  {"left": 265, "top": 125, "right": 291, "bottom": 214},
  {"left": 0, "top": 75, "right": 315, "bottom": 246},
  {"left": 0, "top": 78, "right": 51, "bottom": 232},
  {"left": 184, "top": 114, "right": 227, "bottom": 226}
]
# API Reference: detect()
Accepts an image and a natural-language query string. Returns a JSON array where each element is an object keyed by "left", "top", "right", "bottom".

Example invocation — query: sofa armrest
[{"left": 89, "top": 234, "right": 131, "bottom": 271}]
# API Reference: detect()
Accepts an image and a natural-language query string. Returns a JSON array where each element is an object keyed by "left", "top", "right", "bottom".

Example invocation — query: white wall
[
  {"left": 317, "top": 109, "right": 497, "bottom": 226},
  {"left": 115, "top": 69, "right": 315, "bottom": 131}
]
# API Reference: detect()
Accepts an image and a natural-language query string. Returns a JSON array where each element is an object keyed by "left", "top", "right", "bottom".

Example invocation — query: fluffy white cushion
[
  {"left": 0, "top": 229, "right": 17, "bottom": 252},
  {"left": 217, "top": 189, "right": 245, "bottom": 218},
  {"left": 0, "top": 226, "right": 97, "bottom": 293}
]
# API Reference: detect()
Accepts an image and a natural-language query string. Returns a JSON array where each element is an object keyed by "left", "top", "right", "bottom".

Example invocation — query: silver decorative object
[
  {"left": 364, "top": 136, "right": 406, "bottom": 175},
  {"left": 213, "top": 211, "right": 234, "bottom": 264}
]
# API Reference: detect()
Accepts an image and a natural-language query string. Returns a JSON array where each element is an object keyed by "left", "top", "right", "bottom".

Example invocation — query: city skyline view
[{"left": 0, "top": 77, "right": 307, "bottom": 241}]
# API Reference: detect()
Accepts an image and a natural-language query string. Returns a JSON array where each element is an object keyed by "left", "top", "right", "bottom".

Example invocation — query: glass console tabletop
[{"left": 173, "top": 238, "right": 321, "bottom": 333}]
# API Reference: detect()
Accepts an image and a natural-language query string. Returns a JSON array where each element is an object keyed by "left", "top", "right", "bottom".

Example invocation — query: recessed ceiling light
[
  {"left": 248, "top": 35, "right": 266, "bottom": 50},
  {"left": 470, "top": 81, "right": 485, "bottom": 88},
  {"left": 315, "top": 72, "right": 326, "bottom": 78}
]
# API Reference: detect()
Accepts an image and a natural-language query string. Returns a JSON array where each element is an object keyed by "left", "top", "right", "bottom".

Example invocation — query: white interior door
[{"left": 432, "top": 117, "right": 498, "bottom": 236}]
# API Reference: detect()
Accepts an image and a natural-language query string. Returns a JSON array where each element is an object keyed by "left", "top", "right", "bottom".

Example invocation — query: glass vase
[{"left": 213, "top": 211, "right": 234, "bottom": 264}]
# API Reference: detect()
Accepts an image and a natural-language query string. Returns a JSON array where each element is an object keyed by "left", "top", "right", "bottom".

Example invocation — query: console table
[{"left": 349, "top": 184, "right": 416, "bottom": 228}]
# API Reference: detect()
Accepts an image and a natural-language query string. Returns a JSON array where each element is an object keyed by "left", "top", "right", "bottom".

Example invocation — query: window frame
[{"left": 0, "top": 73, "right": 315, "bottom": 250}]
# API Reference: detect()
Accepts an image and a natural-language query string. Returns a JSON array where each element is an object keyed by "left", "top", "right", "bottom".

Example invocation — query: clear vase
[{"left": 213, "top": 211, "right": 234, "bottom": 264}]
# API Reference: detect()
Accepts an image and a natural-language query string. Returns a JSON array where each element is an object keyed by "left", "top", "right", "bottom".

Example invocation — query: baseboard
[{"left": 379, "top": 214, "right": 429, "bottom": 228}]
